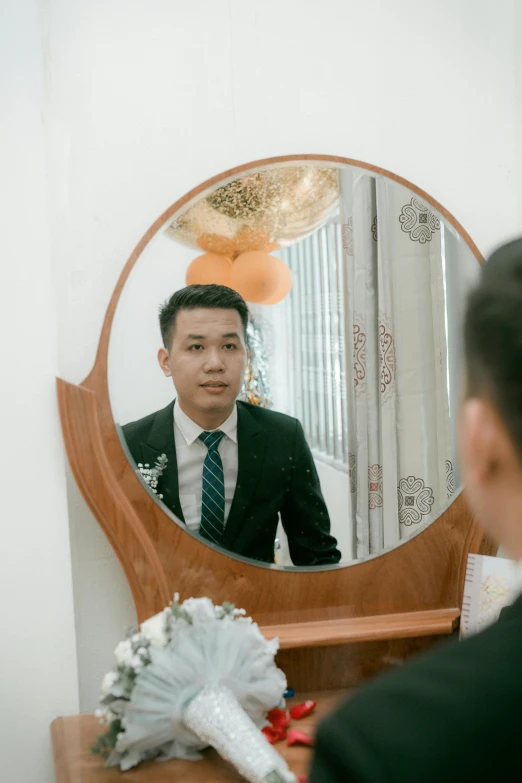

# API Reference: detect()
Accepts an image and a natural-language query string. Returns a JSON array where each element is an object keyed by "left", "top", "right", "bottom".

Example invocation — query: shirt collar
[
  {"left": 510, "top": 560, "right": 522, "bottom": 601},
  {"left": 174, "top": 401, "right": 238, "bottom": 446}
]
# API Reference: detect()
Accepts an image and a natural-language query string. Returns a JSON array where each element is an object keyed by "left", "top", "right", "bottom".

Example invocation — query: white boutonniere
[{"left": 137, "top": 454, "right": 168, "bottom": 499}]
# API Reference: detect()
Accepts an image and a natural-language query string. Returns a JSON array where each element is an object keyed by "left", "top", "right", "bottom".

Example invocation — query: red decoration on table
[
  {"left": 267, "top": 708, "right": 291, "bottom": 728},
  {"left": 289, "top": 700, "right": 317, "bottom": 720},
  {"left": 287, "top": 729, "right": 315, "bottom": 747},
  {"left": 262, "top": 725, "right": 287, "bottom": 744},
  {"left": 262, "top": 695, "right": 317, "bottom": 780}
]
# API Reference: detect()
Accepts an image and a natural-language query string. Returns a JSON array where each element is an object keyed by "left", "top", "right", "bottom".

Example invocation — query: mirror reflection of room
[{"left": 109, "top": 160, "right": 480, "bottom": 568}]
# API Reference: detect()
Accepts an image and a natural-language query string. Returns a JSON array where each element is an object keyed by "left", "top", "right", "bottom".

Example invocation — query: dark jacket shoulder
[
  {"left": 311, "top": 594, "right": 522, "bottom": 782},
  {"left": 120, "top": 402, "right": 174, "bottom": 467},
  {"left": 122, "top": 401, "right": 173, "bottom": 441},
  {"left": 237, "top": 400, "right": 301, "bottom": 433}
]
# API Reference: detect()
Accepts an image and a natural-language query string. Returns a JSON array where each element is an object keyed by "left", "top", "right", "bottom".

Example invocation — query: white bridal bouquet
[{"left": 93, "top": 594, "right": 297, "bottom": 783}]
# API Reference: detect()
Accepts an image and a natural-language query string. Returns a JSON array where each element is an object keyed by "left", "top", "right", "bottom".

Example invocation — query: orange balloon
[
  {"left": 186, "top": 253, "right": 232, "bottom": 286},
  {"left": 260, "top": 257, "right": 292, "bottom": 305},
  {"left": 230, "top": 251, "right": 281, "bottom": 303}
]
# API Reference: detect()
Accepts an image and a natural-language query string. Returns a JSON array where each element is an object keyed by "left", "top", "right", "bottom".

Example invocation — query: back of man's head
[{"left": 464, "top": 238, "right": 522, "bottom": 458}]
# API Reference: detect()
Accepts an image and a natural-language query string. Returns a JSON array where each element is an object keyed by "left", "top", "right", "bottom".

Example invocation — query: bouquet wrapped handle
[{"left": 185, "top": 684, "right": 297, "bottom": 783}]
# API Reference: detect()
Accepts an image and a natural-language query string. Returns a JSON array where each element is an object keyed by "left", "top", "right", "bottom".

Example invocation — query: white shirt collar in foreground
[
  {"left": 174, "top": 400, "right": 238, "bottom": 446},
  {"left": 509, "top": 559, "right": 522, "bottom": 601}
]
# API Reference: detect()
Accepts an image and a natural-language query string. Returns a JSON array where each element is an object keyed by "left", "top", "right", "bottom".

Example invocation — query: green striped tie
[{"left": 199, "top": 430, "right": 226, "bottom": 545}]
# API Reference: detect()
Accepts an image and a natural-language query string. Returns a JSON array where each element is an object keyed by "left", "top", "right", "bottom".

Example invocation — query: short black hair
[
  {"left": 464, "top": 237, "right": 522, "bottom": 455},
  {"left": 159, "top": 284, "right": 249, "bottom": 349}
]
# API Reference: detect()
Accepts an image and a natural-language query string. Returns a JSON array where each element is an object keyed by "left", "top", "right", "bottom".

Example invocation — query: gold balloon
[{"left": 166, "top": 164, "right": 339, "bottom": 253}]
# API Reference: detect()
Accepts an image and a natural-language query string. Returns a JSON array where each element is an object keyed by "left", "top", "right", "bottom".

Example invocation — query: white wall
[
  {"left": 0, "top": 2, "right": 79, "bottom": 781},
  {"left": 108, "top": 234, "right": 192, "bottom": 425},
  {"left": 39, "top": 0, "right": 522, "bottom": 714}
]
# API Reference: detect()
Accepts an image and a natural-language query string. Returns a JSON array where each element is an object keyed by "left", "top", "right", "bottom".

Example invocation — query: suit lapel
[
  {"left": 222, "top": 402, "right": 266, "bottom": 548},
  {"left": 141, "top": 401, "right": 184, "bottom": 523}
]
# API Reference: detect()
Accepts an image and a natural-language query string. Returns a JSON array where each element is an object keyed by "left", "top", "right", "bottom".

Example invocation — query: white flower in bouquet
[
  {"left": 114, "top": 639, "right": 133, "bottom": 666},
  {"left": 182, "top": 596, "right": 216, "bottom": 624},
  {"left": 140, "top": 609, "right": 169, "bottom": 647},
  {"left": 101, "top": 671, "right": 118, "bottom": 695},
  {"left": 94, "top": 707, "right": 107, "bottom": 723},
  {"left": 95, "top": 706, "right": 118, "bottom": 725},
  {"left": 130, "top": 654, "right": 145, "bottom": 673}
]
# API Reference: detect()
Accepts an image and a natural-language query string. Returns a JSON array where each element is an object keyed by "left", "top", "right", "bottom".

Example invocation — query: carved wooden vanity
[{"left": 53, "top": 155, "right": 495, "bottom": 782}]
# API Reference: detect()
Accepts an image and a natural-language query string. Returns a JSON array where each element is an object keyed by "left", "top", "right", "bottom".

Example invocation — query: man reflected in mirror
[{"left": 122, "top": 284, "right": 341, "bottom": 566}]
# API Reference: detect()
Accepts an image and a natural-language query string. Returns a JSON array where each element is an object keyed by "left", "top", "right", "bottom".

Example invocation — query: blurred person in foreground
[{"left": 311, "top": 237, "right": 522, "bottom": 782}]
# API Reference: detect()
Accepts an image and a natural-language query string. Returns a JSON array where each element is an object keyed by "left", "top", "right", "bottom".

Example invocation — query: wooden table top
[{"left": 51, "top": 691, "right": 343, "bottom": 783}]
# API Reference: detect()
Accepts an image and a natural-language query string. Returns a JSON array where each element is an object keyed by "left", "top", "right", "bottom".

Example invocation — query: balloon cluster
[
  {"left": 169, "top": 163, "right": 340, "bottom": 305},
  {"left": 186, "top": 250, "right": 292, "bottom": 305}
]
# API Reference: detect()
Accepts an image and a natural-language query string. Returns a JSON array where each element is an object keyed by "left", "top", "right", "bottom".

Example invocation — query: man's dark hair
[
  {"left": 464, "top": 237, "right": 522, "bottom": 455},
  {"left": 159, "top": 284, "right": 249, "bottom": 349}
]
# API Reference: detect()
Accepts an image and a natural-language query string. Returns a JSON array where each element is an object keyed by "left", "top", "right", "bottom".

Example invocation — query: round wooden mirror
[{"left": 58, "top": 155, "right": 495, "bottom": 689}]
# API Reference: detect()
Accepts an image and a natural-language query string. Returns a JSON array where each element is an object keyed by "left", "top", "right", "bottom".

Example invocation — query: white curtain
[
  {"left": 340, "top": 169, "right": 453, "bottom": 559},
  {"left": 273, "top": 171, "right": 460, "bottom": 564}
]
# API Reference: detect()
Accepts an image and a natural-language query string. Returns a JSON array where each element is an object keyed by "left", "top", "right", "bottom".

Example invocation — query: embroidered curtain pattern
[
  {"left": 340, "top": 169, "right": 455, "bottom": 558},
  {"left": 277, "top": 171, "right": 460, "bottom": 562}
]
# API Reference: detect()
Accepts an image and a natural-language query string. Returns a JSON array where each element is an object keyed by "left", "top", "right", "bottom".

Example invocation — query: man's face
[{"left": 158, "top": 308, "right": 247, "bottom": 420}]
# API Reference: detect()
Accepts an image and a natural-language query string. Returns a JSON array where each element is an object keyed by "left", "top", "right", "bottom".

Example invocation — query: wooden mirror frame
[{"left": 58, "top": 155, "right": 495, "bottom": 688}]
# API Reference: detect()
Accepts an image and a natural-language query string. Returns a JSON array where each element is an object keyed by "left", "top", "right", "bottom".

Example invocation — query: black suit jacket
[
  {"left": 311, "top": 594, "right": 522, "bottom": 782},
  {"left": 122, "top": 400, "right": 341, "bottom": 566}
]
